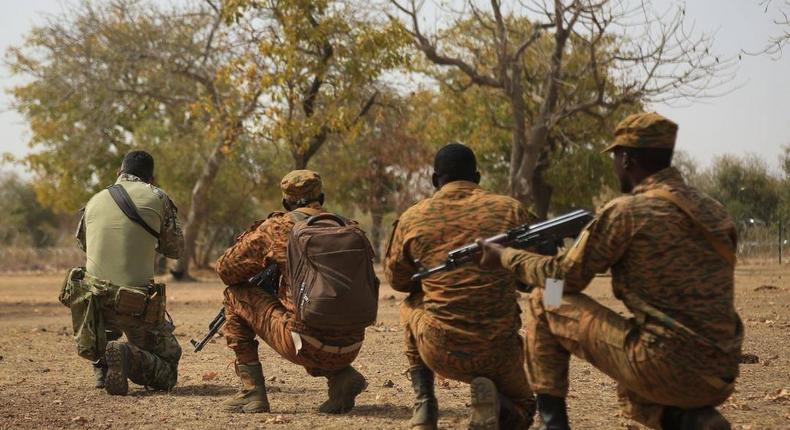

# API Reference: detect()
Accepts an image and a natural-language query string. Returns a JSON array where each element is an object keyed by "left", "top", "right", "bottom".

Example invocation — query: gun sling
[
  {"left": 642, "top": 189, "right": 736, "bottom": 266},
  {"left": 107, "top": 184, "right": 160, "bottom": 239}
]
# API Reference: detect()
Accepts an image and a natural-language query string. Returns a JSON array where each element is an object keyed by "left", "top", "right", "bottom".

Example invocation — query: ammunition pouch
[{"left": 114, "top": 284, "right": 166, "bottom": 325}]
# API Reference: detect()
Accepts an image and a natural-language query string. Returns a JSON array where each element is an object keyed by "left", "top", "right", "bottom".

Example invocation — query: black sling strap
[{"left": 107, "top": 184, "right": 160, "bottom": 239}]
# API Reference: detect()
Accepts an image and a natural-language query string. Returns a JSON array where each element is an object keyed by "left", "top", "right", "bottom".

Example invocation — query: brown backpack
[{"left": 286, "top": 211, "right": 379, "bottom": 331}]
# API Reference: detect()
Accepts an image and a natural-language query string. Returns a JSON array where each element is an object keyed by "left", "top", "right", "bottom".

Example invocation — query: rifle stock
[{"left": 189, "top": 309, "right": 225, "bottom": 353}]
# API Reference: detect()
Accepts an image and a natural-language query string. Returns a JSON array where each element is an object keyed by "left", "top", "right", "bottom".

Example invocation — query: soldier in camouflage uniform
[
  {"left": 216, "top": 170, "right": 368, "bottom": 414},
  {"left": 384, "top": 143, "right": 536, "bottom": 430},
  {"left": 478, "top": 113, "right": 742, "bottom": 430},
  {"left": 74, "top": 150, "right": 184, "bottom": 395}
]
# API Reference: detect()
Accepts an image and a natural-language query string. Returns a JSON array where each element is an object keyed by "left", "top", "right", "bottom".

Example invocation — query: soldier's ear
[
  {"left": 282, "top": 198, "right": 292, "bottom": 211},
  {"left": 621, "top": 150, "right": 632, "bottom": 170}
]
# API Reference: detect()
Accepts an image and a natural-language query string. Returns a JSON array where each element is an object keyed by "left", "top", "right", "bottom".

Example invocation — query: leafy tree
[
  {"left": 221, "top": 0, "right": 410, "bottom": 169},
  {"left": 391, "top": 0, "right": 731, "bottom": 217},
  {"left": 7, "top": 0, "right": 269, "bottom": 279},
  {"left": 0, "top": 173, "right": 60, "bottom": 247},
  {"left": 402, "top": 24, "right": 640, "bottom": 215},
  {"left": 778, "top": 145, "right": 790, "bottom": 223},
  {"left": 315, "top": 89, "right": 433, "bottom": 258},
  {"left": 698, "top": 154, "right": 782, "bottom": 225}
]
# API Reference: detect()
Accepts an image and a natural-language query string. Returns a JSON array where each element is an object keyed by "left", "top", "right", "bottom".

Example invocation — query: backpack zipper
[{"left": 298, "top": 281, "right": 309, "bottom": 317}]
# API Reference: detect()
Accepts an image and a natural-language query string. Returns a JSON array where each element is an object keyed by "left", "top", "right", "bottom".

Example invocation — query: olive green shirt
[{"left": 77, "top": 174, "right": 184, "bottom": 287}]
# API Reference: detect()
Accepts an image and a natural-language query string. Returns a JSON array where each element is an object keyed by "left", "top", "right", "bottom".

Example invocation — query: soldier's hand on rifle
[{"left": 475, "top": 239, "right": 505, "bottom": 270}]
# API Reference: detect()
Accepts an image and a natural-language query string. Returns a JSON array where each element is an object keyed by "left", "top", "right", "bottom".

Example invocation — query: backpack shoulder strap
[
  {"left": 287, "top": 210, "right": 311, "bottom": 224},
  {"left": 287, "top": 207, "right": 325, "bottom": 224},
  {"left": 641, "top": 189, "right": 735, "bottom": 266},
  {"left": 107, "top": 184, "right": 160, "bottom": 239}
]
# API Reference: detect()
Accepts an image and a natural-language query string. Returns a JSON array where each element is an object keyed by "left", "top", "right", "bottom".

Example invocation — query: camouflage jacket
[
  {"left": 501, "top": 167, "right": 743, "bottom": 378},
  {"left": 215, "top": 205, "right": 364, "bottom": 344},
  {"left": 384, "top": 181, "right": 535, "bottom": 342}
]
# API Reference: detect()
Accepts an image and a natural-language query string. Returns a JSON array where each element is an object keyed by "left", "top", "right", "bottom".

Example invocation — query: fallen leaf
[
  {"left": 71, "top": 416, "right": 88, "bottom": 425},
  {"left": 382, "top": 379, "right": 395, "bottom": 388},
  {"left": 202, "top": 371, "right": 218, "bottom": 381},
  {"left": 739, "top": 353, "right": 759, "bottom": 364},
  {"left": 754, "top": 284, "right": 779, "bottom": 292},
  {"left": 265, "top": 415, "right": 290, "bottom": 424},
  {"left": 765, "top": 388, "right": 790, "bottom": 402}
]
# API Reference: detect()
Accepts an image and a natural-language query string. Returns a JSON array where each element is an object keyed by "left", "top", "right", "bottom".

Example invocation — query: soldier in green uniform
[
  {"left": 384, "top": 143, "right": 536, "bottom": 430},
  {"left": 67, "top": 150, "right": 184, "bottom": 395},
  {"left": 477, "top": 113, "right": 741, "bottom": 430}
]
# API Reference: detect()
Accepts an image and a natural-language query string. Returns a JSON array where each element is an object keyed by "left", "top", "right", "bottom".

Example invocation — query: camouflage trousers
[
  {"left": 223, "top": 286, "right": 361, "bottom": 377},
  {"left": 400, "top": 295, "right": 536, "bottom": 428},
  {"left": 103, "top": 312, "right": 182, "bottom": 391},
  {"left": 524, "top": 289, "right": 735, "bottom": 429}
]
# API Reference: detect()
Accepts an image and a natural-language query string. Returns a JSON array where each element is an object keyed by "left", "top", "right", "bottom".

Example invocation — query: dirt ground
[{"left": 0, "top": 264, "right": 788, "bottom": 430}]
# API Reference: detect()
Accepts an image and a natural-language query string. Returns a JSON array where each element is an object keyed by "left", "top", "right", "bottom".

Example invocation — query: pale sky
[{"left": 1, "top": 0, "right": 788, "bottom": 175}]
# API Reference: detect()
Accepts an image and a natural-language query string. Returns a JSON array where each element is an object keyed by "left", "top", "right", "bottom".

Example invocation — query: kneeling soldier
[
  {"left": 216, "top": 170, "right": 372, "bottom": 414},
  {"left": 63, "top": 150, "right": 184, "bottom": 395},
  {"left": 384, "top": 143, "right": 536, "bottom": 430},
  {"left": 477, "top": 113, "right": 741, "bottom": 430}
]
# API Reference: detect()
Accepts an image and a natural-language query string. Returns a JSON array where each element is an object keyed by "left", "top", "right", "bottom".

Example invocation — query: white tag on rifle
[{"left": 543, "top": 278, "right": 564, "bottom": 308}]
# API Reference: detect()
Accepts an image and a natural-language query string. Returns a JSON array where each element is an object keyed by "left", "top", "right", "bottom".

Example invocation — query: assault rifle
[
  {"left": 190, "top": 262, "right": 280, "bottom": 352},
  {"left": 411, "top": 209, "right": 593, "bottom": 281}
]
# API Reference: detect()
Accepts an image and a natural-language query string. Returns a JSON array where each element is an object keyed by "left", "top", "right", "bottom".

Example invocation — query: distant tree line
[{"left": 2, "top": 0, "right": 778, "bottom": 273}]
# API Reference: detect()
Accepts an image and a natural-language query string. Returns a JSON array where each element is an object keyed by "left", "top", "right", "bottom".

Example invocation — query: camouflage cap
[
  {"left": 280, "top": 170, "right": 322, "bottom": 204},
  {"left": 603, "top": 112, "right": 678, "bottom": 153}
]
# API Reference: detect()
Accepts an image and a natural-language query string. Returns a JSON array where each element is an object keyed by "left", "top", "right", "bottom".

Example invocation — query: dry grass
[{"left": 0, "top": 247, "right": 83, "bottom": 273}]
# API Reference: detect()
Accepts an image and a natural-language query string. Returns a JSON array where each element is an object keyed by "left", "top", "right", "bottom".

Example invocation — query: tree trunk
[
  {"left": 195, "top": 226, "right": 223, "bottom": 269},
  {"left": 507, "top": 66, "right": 528, "bottom": 203},
  {"left": 513, "top": 24, "right": 569, "bottom": 211},
  {"left": 531, "top": 149, "right": 554, "bottom": 219},
  {"left": 170, "top": 142, "right": 226, "bottom": 281},
  {"left": 370, "top": 210, "right": 384, "bottom": 263},
  {"left": 293, "top": 152, "right": 308, "bottom": 170}
]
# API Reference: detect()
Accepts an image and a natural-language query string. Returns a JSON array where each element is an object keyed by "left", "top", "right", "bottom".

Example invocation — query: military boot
[
  {"left": 318, "top": 366, "right": 367, "bottom": 414},
  {"left": 469, "top": 377, "right": 500, "bottom": 430},
  {"left": 498, "top": 393, "right": 533, "bottom": 430},
  {"left": 661, "top": 406, "right": 731, "bottom": 430},
  {"left": 409, "top": 366, "right": 439, "bottom": 429},
  {"left": 92, "top": 359, "right": 108, "bottom": 389},
  {"left": 222, "top": 362, "right": 270, "bottom": 413},
  {"left": 535, "top": 394, "right": 570, "bottom": 430},
  {"left": 104, "top": 341, "right": 131, "bottom": 396}
]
